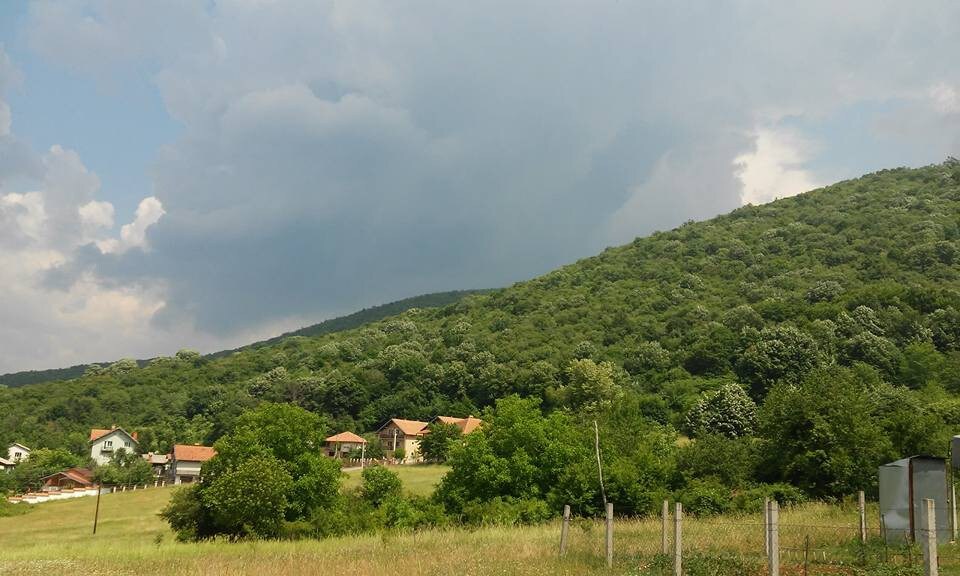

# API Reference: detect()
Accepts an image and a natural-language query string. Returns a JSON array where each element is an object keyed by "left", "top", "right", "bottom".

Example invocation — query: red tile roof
[
  {"left": 379, "top": 418, "right": 429, "bottom": 436},
  {"left": 41, "top": 467, "right": 93, "bottom": 486},
  {"left": 172, "top": 444, "right": 216, "bottom": 463},
  {"left": 89, "top": 427, "right": 139, "bottom": 442},
  {"left": 325, "top": 431, "right": 367, "bottom": 444},
  {"left": 432, "top": 416, "right": 484, "bottom": 434}
]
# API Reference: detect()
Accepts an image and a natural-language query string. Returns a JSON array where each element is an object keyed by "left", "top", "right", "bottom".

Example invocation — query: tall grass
[{"left": 0, "top": 482, "right": 952, "bottom": 575}]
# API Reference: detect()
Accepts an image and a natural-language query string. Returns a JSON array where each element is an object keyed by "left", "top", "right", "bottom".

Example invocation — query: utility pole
[{"left": 92, "top": 485, "right": 103, "bottom": 535}]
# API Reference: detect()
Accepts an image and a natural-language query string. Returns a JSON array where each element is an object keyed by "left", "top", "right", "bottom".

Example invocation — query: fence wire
[{"left": 558, "top": 500, "right": 960, "bottom": 575}]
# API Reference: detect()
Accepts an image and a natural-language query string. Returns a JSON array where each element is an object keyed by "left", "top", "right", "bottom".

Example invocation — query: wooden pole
[
  {"left": 803, "top": 534, "right": 809, "bottom": 576},
  {"left": 859, "top": 490, "right": 867, "bottom": 543},
  {"left": 559, "top": 504, "right": 571, "bottom": 556},
  {"left": 952, "top": 484, "right": 958, "bottom": 543},
  {"left": 605, "top": 502, "right": 614, "bottom": 568},
  {"left": 594, "top": 420, "right": 606, "bottom": 507},
  {"left": 923, "top": 498, "right": 938, "bottom": 576},
  {"left": 768, "top": 500, "right": 780, "bottom": 576},
  {"left": 674, "top": 502, "right": 682, "bottom": 576},
  {"left": 92, "top": 485, "right": 104, "bottom": 535},
  {"left": 764, "top": 497, "right": 770, "bottom": 555},
  {"left": 661, "top": 499, "right": 670, "bottom": 555}
]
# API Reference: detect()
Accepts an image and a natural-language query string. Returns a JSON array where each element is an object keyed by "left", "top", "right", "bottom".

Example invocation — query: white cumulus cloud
[
  {"left": 97, "top": 196, "right": 165, "bottom": 254},
  {"left": 734, "top": 128, "right": 822, "bottom": 206}
]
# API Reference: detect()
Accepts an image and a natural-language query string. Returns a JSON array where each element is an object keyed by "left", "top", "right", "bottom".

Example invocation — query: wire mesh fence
[{"left": 555, "top": 498, "right": 960, "bottom": 575}]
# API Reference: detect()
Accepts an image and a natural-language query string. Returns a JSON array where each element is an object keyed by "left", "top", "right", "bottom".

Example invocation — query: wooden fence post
[
  {"left": 859, "top": 490, "right": 867, "bottom": 543},
  {"left": 952, "top": 484, "right": 958, "bottom": 543},
  {"left": 764, "top": 496, "right": 770, "bottom": 555},
  {"left": 606, "top": 502, "right": 614, "bottom": 568},
  {"left": 923, "top": 498, "right": 938, "bottom": 576},
  {"left": 768, "top": 499, "right": 779, "bottom": 576},
  {"left": 674, "top": 502, "right": 683, "bottom": 576},
  {"left": 661, "top": 499, "right": 670, "bottom": 555},
  {"left": 559, "top": 504, "right": 570, "bottom": 556}
]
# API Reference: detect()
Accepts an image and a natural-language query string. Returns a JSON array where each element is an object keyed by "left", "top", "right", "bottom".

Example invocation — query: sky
[{"left": 0, "top": 1, "right": 958, "bottom": 374}]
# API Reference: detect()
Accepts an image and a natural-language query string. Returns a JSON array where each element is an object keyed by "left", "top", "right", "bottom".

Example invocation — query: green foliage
[
  {"left": 163, "top": 403, "right": 342, "bottom": 540},
  {"left": 418, "top": 422, "right": 462, "bottom": 463},
  {"left": 9, "top": 449, "right": 82, "bottom": 493},
  {"left": 6, "top": 161, "right": 960, "bottom": 507},
  {"left": 92, "top": 448, "right": 154, "bottom": 486},
  {"left": 359, "top": 466, "right": 402, "bottom": 507},
  {"left": 684, "top": 383, "right": 757, "bottom": 438}
]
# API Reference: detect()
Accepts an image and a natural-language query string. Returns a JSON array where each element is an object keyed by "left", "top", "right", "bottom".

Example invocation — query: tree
[
  {"left": 360, "top": 465, "right": 402, "bottom": 507},
  {"left": 418, "top": 422, "right": 462, "bottom": 463},
  {"left": 736, "top": 325, "right": 820, "bottom": 398},
  {"left": 92, "top": 448, "right": 154, "bottom": 486},
  {"left": 684, "top": 383, "right": 757, "bottom": 438},
  {"left": 202, "top": 456, "right": 293, "bottom": 538},
  {"left": 564, "top": 359, "right": 622, "bottom": 413},
  {"left": 10, "top": 449, "right": 81, "bottom": 492},
  {"left": 758, "top": 367, "right": 894, "bottom": 497}
]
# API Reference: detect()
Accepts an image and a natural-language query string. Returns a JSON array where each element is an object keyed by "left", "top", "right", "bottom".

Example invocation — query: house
[
  {"left": 7, "top": 443, "right": 30, "bottom": 463},
  {"left": 432, "top": 416, "right": 484, "bottom": 434},
  {"left": 325, "top": 431, "right": 367, "bottom": 458},
  {"left": 376, "top": 419, "right": 428, "bottom": 462},
  {"left": 0, "top": 457, "right": 14, "bottom": 472},
  {"left": 168, "top": 444, "right": 216, "bottom": 485},
  {"left": 89, "top": 426, "right": 139, "bottom": 465},
  {"left": 40, "top": 467, "right": 94, "bottom": 492},
  {"left": 142, "top": 452, "right": 170, "bottom": 477}
]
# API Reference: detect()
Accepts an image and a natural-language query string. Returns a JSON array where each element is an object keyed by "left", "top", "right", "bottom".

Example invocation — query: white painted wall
[
  {"left": 7, "top": 444, "right": 29, "bottom": 462},
  {"left": 90, "top": 430, "right": 137, "bottom": 465}
]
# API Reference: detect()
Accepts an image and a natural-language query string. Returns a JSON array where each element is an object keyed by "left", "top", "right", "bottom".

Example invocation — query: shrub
[
  {"left": 360, "top": 465, "right": 402, "bottom": 507},
  {"left": 732, "top": 483, "right": 806, "bottom": 513},
  {"left": 676, "top": 478, "right": 732, "bottom": 516},
  {"left": 460, "top": 496, "right": 552, "bottom": 526}
]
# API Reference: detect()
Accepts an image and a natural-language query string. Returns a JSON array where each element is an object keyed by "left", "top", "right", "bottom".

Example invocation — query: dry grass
[{"left": 1, "top": 485, "right": 955, "bottom": 575}]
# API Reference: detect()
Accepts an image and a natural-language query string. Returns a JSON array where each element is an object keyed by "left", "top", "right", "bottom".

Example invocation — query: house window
[
  {"left": 14, "top": 452, "right": 21, "bottom": 460},
  {"left": 103, "top": 440, "right": 113, "bottom": 451},
  {"left": 124, "top": 441, "right": 131, "bottom": 448}
]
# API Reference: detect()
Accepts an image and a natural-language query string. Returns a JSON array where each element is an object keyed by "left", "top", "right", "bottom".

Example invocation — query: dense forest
[
  {"left": 4, "top": 160, "right": 960, "bottom": 510},
  {"left": 0, "top": 290, "right": 483, "bottom": 388}
]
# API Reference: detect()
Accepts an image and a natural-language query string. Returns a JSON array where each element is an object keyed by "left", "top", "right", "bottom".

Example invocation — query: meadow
[{"left": 1, "top": 464, "right": 950, "bottom": 575}]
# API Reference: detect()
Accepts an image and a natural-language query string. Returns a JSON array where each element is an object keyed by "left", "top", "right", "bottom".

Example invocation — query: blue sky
[{"left": 0, "top": 1, "right": 958, "bottom": 373}]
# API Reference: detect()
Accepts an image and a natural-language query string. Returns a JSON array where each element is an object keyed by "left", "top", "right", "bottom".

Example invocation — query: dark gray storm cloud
[{"left": 19, "top": 0, "right": 960, "bottom": 346}]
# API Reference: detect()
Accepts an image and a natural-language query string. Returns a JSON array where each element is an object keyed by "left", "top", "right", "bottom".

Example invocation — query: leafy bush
[
  {"left": 460, "top": 496, "right": 552, "bottom": 526},
  {"left": 360, "top": 466, "right": 402, "bottom": 507},
  {"left": 676, "top": 478, "right": 733, "bottom": 516}
]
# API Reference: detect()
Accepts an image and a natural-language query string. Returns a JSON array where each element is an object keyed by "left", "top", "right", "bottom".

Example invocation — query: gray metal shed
[{"left": 878, "top": 455, "right": 950, "bottom": 544}]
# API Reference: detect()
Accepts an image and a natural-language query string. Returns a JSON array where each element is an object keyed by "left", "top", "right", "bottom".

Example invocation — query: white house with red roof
[
  {"left": 89, "top": 426, "right": 139, "bottom": 465},
  {"left": 376, "top": 418, "right": 429, "bottom": 462},
  {"left": 169, "top": 444, "right": 216, "bottom": 485}
]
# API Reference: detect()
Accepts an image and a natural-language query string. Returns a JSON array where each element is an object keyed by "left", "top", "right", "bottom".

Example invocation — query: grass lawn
[
  {"left": 0, "top": 476, "right": 952, "bottom": 575},
  {"left": 341, "top": 463, "right": 449, "bottom": 496}
]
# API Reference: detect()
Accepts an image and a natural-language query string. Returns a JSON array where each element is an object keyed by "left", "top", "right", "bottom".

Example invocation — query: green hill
[
  {"left": 3, "top": 160, "right": 960, "bottom": 480},
  {"left": 0, "top": 290, "right": 485, "bottom": 388}
]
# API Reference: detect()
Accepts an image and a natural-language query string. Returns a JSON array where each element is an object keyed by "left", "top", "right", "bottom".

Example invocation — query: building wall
[
  {"left": 90, "top": 431, "right": 137, "bottom": 466},
  {"left": 172, "top": 460, "right": 203, "bottom": 484},
  {"left": 7, "top": 445, "right": 29, "bottom": 462}
]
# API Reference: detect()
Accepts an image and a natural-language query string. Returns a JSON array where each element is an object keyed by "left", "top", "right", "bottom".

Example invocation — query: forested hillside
[
  {"left": 3, "top": 160, "right": 960, "bottom": 501},
  {"left": 0, "top": 290, "right": 483, "bottom": 388}
]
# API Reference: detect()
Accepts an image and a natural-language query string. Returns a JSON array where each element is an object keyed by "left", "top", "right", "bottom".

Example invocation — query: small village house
[
  {"left": 7, "top": 443, "right": 30, "bottom": 463},
  {"left": 325, "top": 431, "right": 367, "bottom": 458},
  {"left": 142, "top": 452, "right": 170, "bottom": 477},
  {"left": 168, "top": 444, "right": 216, "bottom": 485},
  {"left": 39, "top": 468, "right": 94, "bottom": 492},
  {"left": 0, "top": 457, "right": 14, "bottom": 472},
  {"left": 89, "top": 426, "right": 140, "bottom": 465},
  {"left": 376, "top": 419, "right": 428, "bottom": 462}
]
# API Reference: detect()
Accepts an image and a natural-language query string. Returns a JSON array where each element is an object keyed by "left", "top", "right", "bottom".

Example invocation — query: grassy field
[
  {"left": 0, "top": 467, "right": 952, "bottom": 576},
  {"left": 341, "top": 463, "right": 449, "bottom": 495}
]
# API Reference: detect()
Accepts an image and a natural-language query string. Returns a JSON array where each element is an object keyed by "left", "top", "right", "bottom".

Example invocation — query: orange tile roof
[
  {"left": 89, "top": 427, "right": 139, "bottom": 443},
  {"left": 41, "top": 467, "right": 93, "bottom": 486},
  {"left": 325, "top": 431, "right": 367, "bottom": 444},
  {"left": 379, "top": 418, "right": 429, "bottom": 436},
  {"left": 432, "top": 416, "right": 484, "bottom": 434},
  {"left": 173, "top": 444, "right": 216, "bottom": 462},
  {"left": 460, "top": 416, "right": 484, "bottom": 434}
]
